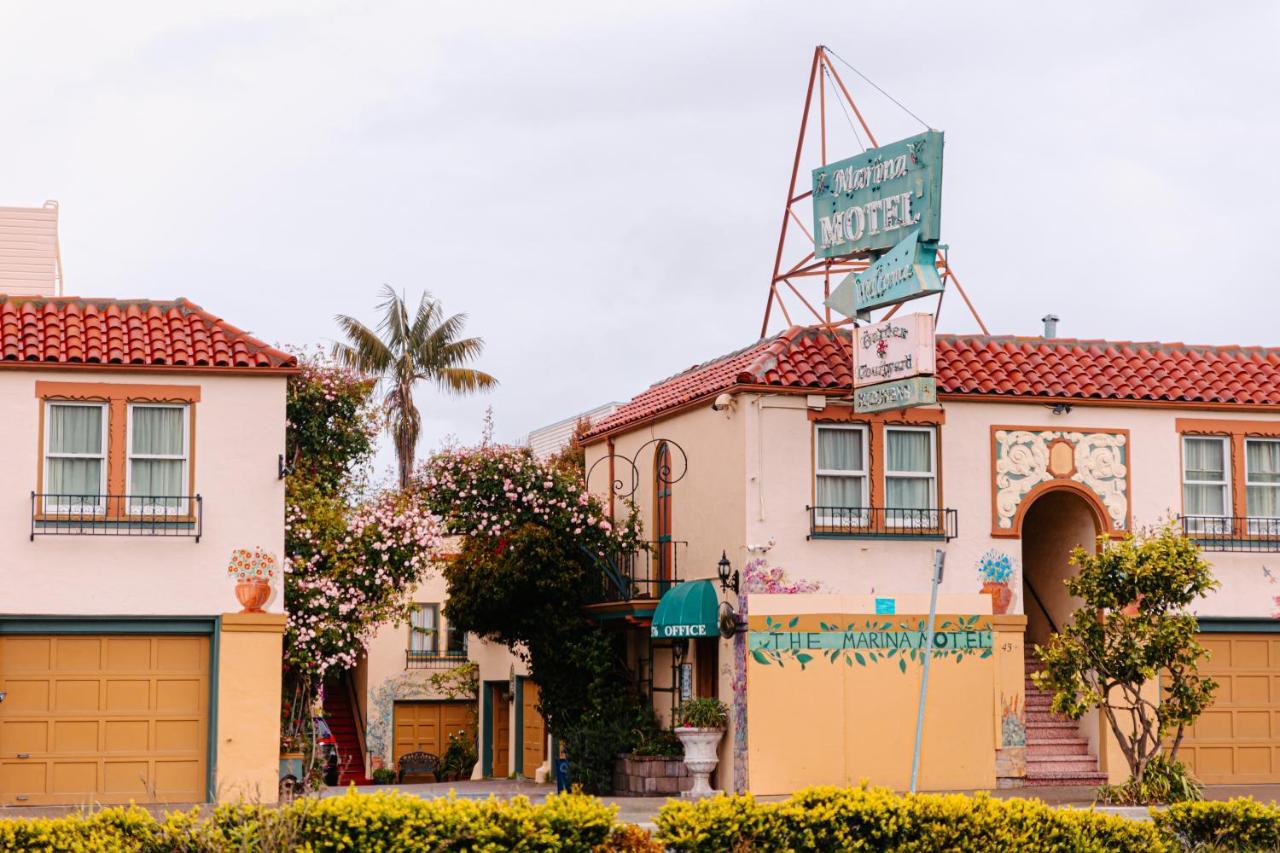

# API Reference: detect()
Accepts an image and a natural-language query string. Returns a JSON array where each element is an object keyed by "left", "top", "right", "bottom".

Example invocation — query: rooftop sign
[
  {"left": 854, "top": 376, "right": 937, "bottom": 414},
  {"left": 824, "top": 229, "right": 944, "bottom": 318},
  {"left": 853, "top": 313, "right": 935, "bottom": 389},
  {"left": 811, "top": 129, "right": 944, "bottom": 259}
]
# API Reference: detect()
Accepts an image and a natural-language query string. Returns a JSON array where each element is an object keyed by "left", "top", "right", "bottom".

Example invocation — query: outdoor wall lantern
[
  {"left": 672, "top": 637, "right": 689, "bottom": 664},
  {"left": 717, "top": 551, "right": 739, "bottom": 594}
]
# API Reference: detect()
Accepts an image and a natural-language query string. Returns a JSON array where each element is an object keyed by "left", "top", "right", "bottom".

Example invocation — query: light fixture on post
[
  {"left": 672, "top": 637, "right": 689, "bottom": 665},
  {"left": 717, "top": 551, "right": 739, "bottom": 594}
]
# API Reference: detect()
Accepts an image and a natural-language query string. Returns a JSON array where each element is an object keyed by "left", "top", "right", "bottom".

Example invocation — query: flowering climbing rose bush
[
  {"left": 286, "top": 485, "right": 443, "bottom": 676},
  {"left": 420, "top": 444, "right": 641, "bottom": 554}
]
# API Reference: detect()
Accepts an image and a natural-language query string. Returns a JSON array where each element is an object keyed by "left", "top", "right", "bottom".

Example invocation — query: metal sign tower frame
[{"left": 761, "top": 46, "right": 989, "bottom": 339}]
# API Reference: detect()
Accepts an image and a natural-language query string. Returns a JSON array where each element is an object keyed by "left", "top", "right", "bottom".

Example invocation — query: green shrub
[
  {"left": 1098, "top": 755, "right": 1204, "bottom": 805},
  {"left": 630, "top": 728, "right": 683, "bottom": 758},
  {"left": 1153, "top": 798, "right": 1280, "bottom": 851},
  {"left": 676, "top": 697, "right": 728, "bottom": 729}
]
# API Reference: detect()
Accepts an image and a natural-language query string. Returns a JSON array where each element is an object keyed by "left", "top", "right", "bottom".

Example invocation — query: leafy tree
[
  {"left": 1034, "top": 521, "right": 1219, "bottom": 786},
  {"left": 420, "top": 445, "right": 650, "bottom": 792},
  {"left": 333, "top": 286, "right": 497, "bottom": 488}
]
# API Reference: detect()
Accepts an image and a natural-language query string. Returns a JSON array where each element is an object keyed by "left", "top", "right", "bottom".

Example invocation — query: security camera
[
  {"left": 746, "top": 538, "right": 775, "bottom": 554},
  {"left": 711, "top": 393, "right": 735, "bottom": 412}
]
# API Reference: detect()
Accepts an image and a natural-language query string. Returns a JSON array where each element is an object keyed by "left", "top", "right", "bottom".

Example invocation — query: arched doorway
[{"left": 1020, "top": 488, "right": 1103, "bottom": 649}]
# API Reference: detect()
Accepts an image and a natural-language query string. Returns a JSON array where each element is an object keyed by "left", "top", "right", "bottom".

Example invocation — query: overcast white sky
[{"left": 3, "top": 2, "right": 1278, "bottom": 471}]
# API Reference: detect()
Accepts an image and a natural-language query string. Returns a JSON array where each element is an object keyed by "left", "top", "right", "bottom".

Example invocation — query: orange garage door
[
  {"left": 0, "top": 634, "right": 209, "bottom": 805},
  {"left": 1177, "top": 632, "right": 1280, "bottom": 784},
  {"left": 392, "top": 701, "right": 475, "bottom": 766}
]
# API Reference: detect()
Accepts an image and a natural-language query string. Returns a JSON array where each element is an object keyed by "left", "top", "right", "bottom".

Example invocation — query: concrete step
[
  {"left": 1026, "top": 709, "right": 1076, "bottom": 723},
  {"left": 1027, "top": 739, "right": 1089, "bottom": 757},
  {"left": 1028, "top": 755, "right": 1103, "bottom": 773},
  {"left": 1025, "top": 723, "right": 1082, "bottom": 739},
  {"left": 1024, "top": 771, "right": 1109, "bottom": 787}
]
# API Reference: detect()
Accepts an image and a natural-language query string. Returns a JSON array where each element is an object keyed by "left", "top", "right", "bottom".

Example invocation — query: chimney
[
  {"left": 0, "top": 200, "right": 62, "bottom": 297},
  {"left": 1041, "top": 313, "right": 1059, "bottom": 339}
]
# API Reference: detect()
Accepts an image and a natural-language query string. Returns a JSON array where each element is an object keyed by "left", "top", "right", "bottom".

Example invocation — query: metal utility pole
[{"left": 910, "top": 548, "right": 945, "bottom": 793}]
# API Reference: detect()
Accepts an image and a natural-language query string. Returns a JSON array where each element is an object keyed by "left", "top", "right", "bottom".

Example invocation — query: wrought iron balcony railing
[
  {"left": 1181, "top": 515, "right": 1280, "bottom": 552},
  {"left": 31, "top": 493, "right": 202, "bottom": 541},
  {"left": 807, "top": 506, "right": 958, "bottom": 541},
  {"left": 405, "top": 650, "right": 470, "bottom": 670},
  {"left": 594, "top": 540, "right": 687, "bottom": 603}
]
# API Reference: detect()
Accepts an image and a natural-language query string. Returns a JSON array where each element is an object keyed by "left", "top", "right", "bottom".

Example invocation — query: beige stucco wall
[
  {"left": 216, "top": 612, "right": 286, "bottom": 803},
  {"left": 0, "top": 368, "right": 289, "bottom": 617}
]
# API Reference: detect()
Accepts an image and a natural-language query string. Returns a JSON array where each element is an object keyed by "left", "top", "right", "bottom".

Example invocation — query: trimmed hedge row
[
  {"left": 656, "top": 786, "right": 1280, "bottom": 852},
  {"left": 0, "top": 791, "right": 655, "bottom": 853},
  {"left": 5, "top": 787, "right": 1280, "bottom": 851}
]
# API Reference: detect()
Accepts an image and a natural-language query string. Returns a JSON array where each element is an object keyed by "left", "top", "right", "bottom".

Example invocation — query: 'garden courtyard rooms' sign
[
  {"left": 812, "top": 130, "right": 944, "bottom": 259},
  {"left": 853, "top": 313, "right": 935, "bottom": 389}
]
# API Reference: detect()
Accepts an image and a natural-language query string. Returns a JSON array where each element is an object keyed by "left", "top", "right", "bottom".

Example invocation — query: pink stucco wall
[{"left": 0, "top": 368, "right": 288, "bottom": 616}]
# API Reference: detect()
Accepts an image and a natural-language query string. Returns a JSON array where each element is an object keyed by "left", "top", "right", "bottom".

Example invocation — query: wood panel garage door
[
  {"left": 1178, "top": 633, "right": 1280, "bottom": 784},
  {"left": 0, "top": 635, "right": 209, "bottom": 805},
  {"left": 521, "top": 681, "right": 546, "bottom": 779},
  {"left": 392, "top": 701, "right": 475, "bottom": 765}
]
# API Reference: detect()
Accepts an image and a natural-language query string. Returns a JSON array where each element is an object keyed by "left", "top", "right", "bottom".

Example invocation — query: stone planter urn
[
  {"left": 235, "top": 578, "right": 271, "bottom": 613},
  {"left": 673, "top": 727, "right": 724, "bottom": 798}
]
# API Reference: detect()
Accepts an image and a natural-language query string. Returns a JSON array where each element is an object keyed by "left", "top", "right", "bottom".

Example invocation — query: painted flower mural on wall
[{"left": 976, "top": 549, "right": 1017, "bottom": 615}]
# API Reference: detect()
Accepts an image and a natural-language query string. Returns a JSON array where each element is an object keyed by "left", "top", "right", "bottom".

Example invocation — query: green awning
[{"left": 650, "top": 580, "right": 719, "bottom": 639}]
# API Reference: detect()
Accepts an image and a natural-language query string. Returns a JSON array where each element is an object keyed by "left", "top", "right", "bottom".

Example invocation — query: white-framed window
[
  {"left": 126, "top": 403, "right": 189, "bottom": 515},
  {"left": 1246, "top": 438, "right": 1280, "bottom": 535},
  {"left": 1182, "top": 435, "right": 1231, "bottom": 534},
  {"left": 814, "top": 424, "right": 868, "bottom": 527},
  {"left": 44, "top": 401, "right": 108, "bottom": 513},
  {"left": 408, "top": 603, "right": 439, "bottom": 655},
  {"left": 885, "top": 426, "right": 938, "bottom": 526}
]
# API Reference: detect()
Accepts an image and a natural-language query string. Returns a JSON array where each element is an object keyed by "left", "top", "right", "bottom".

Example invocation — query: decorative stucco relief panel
[{"left": 992, "top": 428, "right": 1129, "bottom": 535}]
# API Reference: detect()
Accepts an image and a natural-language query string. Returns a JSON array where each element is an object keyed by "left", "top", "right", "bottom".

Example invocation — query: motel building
[
  {"left": 0, "top": 203, "right": 292, "bottom": 806},
  {"left": 580, "top": 320, "right": 1280, "bottom": 793}
]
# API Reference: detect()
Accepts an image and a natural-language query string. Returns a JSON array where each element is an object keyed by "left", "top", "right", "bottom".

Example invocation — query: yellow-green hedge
[
  {"left": 0, "top": 791, "right": 654, "bottom": 853},
  {"left": 656, "top": 785, "right": 1166, "bottom": 852},
  {"left": 8, "top": 786, "right": 1280, "bottom": 852}
]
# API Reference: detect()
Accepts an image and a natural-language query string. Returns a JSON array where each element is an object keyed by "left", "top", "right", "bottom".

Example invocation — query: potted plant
[
  {"left": 227, "top": 546, "right": 277, "bottom": 613},
  {"left": 673, "top": 697, "right": 728, "bottom": 799},
  {"left": 440, "top": 729, "right": 477, "bottom": 782},
  {"left": 977, "top": 550, "right": 1014, "bottom": 615}
]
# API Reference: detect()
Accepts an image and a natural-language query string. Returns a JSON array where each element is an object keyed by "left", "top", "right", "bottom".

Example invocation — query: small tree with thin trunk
[{"left": 1034, "top": 521, "right": 1219, "bottom": 786}]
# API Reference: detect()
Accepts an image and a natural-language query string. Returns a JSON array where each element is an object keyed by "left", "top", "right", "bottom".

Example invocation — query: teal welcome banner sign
[
  {"left": 812, "top": 130, "right": 944, "bottom": 259},
  {"left": 750, "top": 616, "right": 992, "bottom": 673},
  {"left": 825, "top": 230, "right": 945, "bottom": 319}
]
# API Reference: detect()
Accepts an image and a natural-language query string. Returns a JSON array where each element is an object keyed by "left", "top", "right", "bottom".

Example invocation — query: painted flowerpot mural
[
  {"left": 228, "top": 546, "right": 278, "bottom": 614},
  {"left": 976, "top": 550, "right": 1015, "bottom": 615}
]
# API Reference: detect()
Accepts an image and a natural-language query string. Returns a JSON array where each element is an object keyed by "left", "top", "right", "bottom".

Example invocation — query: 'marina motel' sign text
[{"left": 812, "top": 129, "right": 943, "bottom": 259}]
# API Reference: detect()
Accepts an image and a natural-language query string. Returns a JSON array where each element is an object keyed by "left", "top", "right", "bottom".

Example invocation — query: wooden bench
[{"left": 397, "top": 751, "right": 440, "bottom": 783}]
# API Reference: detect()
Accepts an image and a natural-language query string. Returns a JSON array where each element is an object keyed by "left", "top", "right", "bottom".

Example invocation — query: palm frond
[
  {"left": 434, "top": 366, "right": 499, "bottom": 396},
  {"left": 332, "top": 315, "right": 393, "bottom": 375}
]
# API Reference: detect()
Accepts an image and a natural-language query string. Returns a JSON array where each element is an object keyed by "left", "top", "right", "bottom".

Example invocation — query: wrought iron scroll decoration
[{"left": 585, "top": 439, "right": 688, "bottom": 499}]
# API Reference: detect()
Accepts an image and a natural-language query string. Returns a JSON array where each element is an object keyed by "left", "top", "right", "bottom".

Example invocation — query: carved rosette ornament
[{"left": 993, "top": 429, "right": 1129, "bottom": 533}]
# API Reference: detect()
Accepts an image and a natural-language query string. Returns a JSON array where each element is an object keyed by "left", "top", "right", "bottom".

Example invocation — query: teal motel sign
[
  {"left": 854, "top": 376, "right": 937, "bottom": 414},
  {"left": 824, "top": 229, "right": 944, "bottom": 318},
  {"left": 812, "top": 130, "right": 944, "bottom": 259}
]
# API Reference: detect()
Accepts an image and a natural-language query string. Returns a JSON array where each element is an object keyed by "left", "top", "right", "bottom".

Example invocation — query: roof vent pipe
[{"left": 1041, "top": 314, "right": 1059, "bottom": 339}]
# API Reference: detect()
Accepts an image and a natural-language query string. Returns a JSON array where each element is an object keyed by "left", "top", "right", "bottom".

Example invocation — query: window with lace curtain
[
  {"left": 43, "top": 402, "right": 108, "bottom": 512},
  {"left": 126, "top": 403, "right": 189, "bottom": 515},
  {"left": 1182, "top": 435, "right": 1230, "bottom": 534},
  {"left": 814, "top": 425, "right": 867, "bottom": 526},
  {"left": 1247, "top": 439, "right": 1280, "bottom": 534},
  {"left": 408, "top": 603, "right": 439, "bottom": 655},
  {"left": 885, "top": 426, "right": 937, "bottom": 527}
]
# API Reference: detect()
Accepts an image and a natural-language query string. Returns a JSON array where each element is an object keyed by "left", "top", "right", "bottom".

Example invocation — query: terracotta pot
[
  {"left": 673, "top": 727, "right": 724, "bottom": 799},
  {"left": 981, "top": 581, "right": 1013, "bottom": 615},
  {"left": 235, "top": 578, "right": 271, "bottom": 613}
]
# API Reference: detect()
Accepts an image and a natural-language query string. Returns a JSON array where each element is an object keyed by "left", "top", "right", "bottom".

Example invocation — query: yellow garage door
[
  {"left": 1177, "top": 633, "right": 1280, "bottom": 784},
  {"left": 392, "top": 701, "right": 475, "bottom": 764},
  {"left": 0, "top": 634, "right": 209, "bottom": 806}
]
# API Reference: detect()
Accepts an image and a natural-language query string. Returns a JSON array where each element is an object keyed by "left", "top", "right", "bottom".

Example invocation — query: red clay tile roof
[
  {"left": 585, "top": 326, "right": 1280, "bottom": 437},
  {"left": 0, "top": 296, "right": 296, "bottom": 370}
]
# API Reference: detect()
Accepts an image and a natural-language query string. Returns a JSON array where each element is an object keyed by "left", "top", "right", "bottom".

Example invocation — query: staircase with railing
[
  {"left": 589, "top": 540, "right": 687, "bottom": 602},
  {"left": 322, "top": 676, "right": 371, "bottom": 786}
]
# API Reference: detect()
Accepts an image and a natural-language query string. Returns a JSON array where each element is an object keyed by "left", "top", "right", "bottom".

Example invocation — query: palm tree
[{"left": 333, "top": 286, "right": 497, "bottom": 488}]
